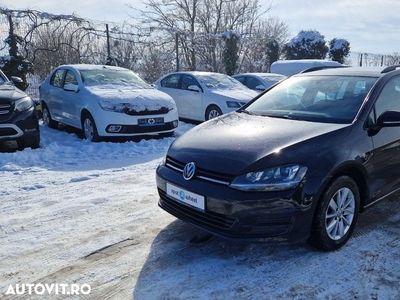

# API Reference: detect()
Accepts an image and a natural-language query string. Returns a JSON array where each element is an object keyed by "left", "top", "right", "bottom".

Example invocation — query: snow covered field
[{"left": 1, "top": 120, "right": 400, "bottom": 299}]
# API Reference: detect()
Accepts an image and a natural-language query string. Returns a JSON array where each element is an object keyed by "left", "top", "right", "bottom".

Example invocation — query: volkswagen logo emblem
[{"left": 183, "top": 162, "right": 196, "bottom": 180}]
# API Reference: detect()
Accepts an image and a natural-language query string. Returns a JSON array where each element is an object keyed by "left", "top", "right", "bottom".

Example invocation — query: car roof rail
[
  {"left": 299, "top": 65, "right": 349, "bottom": 74},
  {"left": 381, "top": 65, "right": 400, "bottom": 74}
]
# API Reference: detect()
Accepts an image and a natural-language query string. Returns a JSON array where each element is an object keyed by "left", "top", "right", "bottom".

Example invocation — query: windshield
[
  {"left": 197, "top": 73, "right": 248, "bottom": 90},
  {"left": 243, "top": 75, "right": 378, "bottom": 124},
  {"left": 80, "top": 69, "right": 151, "bottom": 89}
]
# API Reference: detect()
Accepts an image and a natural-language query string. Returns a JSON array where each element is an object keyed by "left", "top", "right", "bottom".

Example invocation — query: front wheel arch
[
  {"left": 41, "top": 102, "right": 58, "bottom": 129},
  {"left": 81, "top": 111, "right": 101, "bottom": 142},
  {"left": 307, "top": 175, "right": 360, "bottom": 251},
  {"left": 205, "top": 105, "right": 222, "bottom": 120}
]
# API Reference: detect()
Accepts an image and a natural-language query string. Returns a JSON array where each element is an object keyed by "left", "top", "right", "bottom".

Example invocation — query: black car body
[
  {"left": 0, "top": 70, "right": 40, "bottom": 150},
  {"left": 156, "top": 65, "right": 400, "bottom": 251}
]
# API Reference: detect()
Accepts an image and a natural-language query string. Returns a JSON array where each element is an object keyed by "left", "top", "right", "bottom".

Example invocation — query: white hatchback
[
  {"left": 154, "top": 71, "right": 258, "bottom": 122},
  {"left": 39, "top": 64, "right": 179, "bottom": 141}
]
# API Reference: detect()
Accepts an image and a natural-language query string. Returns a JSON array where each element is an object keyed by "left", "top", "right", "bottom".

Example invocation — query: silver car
[
  {"left": 233, "top": 73, "right": 287, "bottom": 92},
  {"left": 40, "top": 64, "right": 179, "bottom": 141},
  {"left": 154, "top": 71, "right": 257, "bottom": 122}
]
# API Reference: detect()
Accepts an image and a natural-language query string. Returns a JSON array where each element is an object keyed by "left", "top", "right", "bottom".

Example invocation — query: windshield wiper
[{"left": 239, "top": 109, "right": 256, "bottom": 115}]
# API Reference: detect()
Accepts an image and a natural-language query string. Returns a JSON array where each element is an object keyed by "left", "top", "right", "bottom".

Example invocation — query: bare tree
[
  {"left": 386, "top": 52, "right": 400, "bottom": 65},
  {"left": 133, "top": 0, "right": 280, "bottom": 75},
  {"left": 237, "top": 17, "right": 288, "bottom": 73}
]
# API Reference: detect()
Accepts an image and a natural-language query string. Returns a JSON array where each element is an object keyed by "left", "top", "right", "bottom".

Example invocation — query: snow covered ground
[{"left": 1, "top": 120, "right": 400, "bottom": 299}]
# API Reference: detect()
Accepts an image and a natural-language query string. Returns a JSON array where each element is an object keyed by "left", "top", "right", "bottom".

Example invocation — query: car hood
[
  {"left": 0, "top": 83, "right": 27, "bottom": 101},
  {"left": 86, "top": 85, "right": 176, "bottom": 112},
  {"left": 211, "top": 88, "right": 258, "bottom": 101},
  {"left": 168, "top": 112, "right": 352, "bottom": 175}
]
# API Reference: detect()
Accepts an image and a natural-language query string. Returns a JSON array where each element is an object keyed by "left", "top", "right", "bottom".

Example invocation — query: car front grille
[
  {"left": 124, "top": 107, "right": 170, "bottom": 116},
  {"left": 165, "top": 156, "right": 234, "bottom": 185},
  {"left": 158, "top": 188, "right": 237, "bottom": 230},
  {"left": 0, "top": 101, "right": 12, "bottom": 122}
]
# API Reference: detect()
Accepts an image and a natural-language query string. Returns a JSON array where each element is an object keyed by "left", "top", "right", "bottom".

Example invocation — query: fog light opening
[
  {"left": 107, "top": 125, "right": 122, "bottom": 133},
  {"left": 172, "top": 120, "right": 179, "bottom": 128}
]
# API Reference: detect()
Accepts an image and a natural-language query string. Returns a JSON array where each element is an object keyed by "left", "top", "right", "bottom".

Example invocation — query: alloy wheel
[{"left": 325, "top": 187, "right": 355, "bottom": 240}]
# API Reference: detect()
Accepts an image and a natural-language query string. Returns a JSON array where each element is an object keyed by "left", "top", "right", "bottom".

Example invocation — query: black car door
[{"left": 368, "top": 76, "right": 400, "bottom": 201}]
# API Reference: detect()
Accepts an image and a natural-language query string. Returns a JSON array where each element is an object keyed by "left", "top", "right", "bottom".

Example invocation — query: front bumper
[
  {"left": 0, "top": 107, "right": 39, "bottom": 141},
  {"left": 156, "top": 163, "right": 321, "bottom": 244},
  {"left": 93, "top": 109, "right": 179, "bottom": 137}
]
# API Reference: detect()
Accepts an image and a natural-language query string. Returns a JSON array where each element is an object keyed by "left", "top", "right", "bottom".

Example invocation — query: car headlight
[
  {"left": 226, "top": 101, "right": 242, "bottom": 108},
  {"left": 15, "top": 96, "right": 34, "bottom": 112},
  {"left": 230, "top": 164, "right": 307, "bottom": 191},
  {"left": 99, "top": 100, "right": 117, "bottom": 112}
]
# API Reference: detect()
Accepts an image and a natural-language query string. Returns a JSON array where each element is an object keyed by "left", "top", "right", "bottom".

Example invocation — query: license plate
[
  {"left": 138, "top": 117, "right": 164, "bottom": 126},
  {"left": 166, "top": 183, "right": 205, "bottom": 211}
]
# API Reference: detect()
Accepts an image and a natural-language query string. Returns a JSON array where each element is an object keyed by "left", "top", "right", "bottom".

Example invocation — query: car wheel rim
[
  {"left": 325, "top": 187, "right": 355, "bottom": 240},
  {"left": 208, "top": 110, "right": 220, "bottom": 119},
  {"left": 83, "top": 118, "right": 93, "bottom": 140}
]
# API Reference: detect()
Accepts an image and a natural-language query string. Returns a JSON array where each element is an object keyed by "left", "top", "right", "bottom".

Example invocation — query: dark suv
[{"left": 0, "top": 70, "right": 40, "bottom": 150}]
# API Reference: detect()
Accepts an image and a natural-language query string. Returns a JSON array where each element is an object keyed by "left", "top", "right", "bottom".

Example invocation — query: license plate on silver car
[{"left": 138, "top": 117, "right": 164, "bottom": 126}]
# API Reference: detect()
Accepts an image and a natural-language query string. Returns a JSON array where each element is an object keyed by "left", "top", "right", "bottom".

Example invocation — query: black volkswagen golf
[{"left": 156, "top": 65, "right": 400, "bottom": 251}]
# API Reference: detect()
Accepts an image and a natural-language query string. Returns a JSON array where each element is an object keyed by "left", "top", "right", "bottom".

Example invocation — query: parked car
[
  {"left": 270, "top": 59, "right": 343, "bottom": 76},
  {"left": 0, "top": 69, "right": 40, "bottom": 150},
  {"left": 156, "top": 65, "right": 400, "bottom": 251},
  {"left": 154, "top": 71, "right": 257, "bottom": 122},
  {"left": 233, "top": 73, "right": 287, "bottom": 92},
  {"left": 39, "top": 64, "right": 179, "bottom": 141}
]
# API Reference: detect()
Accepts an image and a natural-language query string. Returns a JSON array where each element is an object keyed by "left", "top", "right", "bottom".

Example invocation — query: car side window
[
  {"left": 161, "top": 74, "right": 180, "bottom": 89},
  {"left": 374, "top": 77, "right": 400, "bottom": 118},
  {"left": 234, "top": 76, "right": 245, "bottom": 84},
  {"left": 247, "top": 77, "right": 262, "bottom": 90},
  {"left": 50, "top": 69, "right": 66, "bottom": 88},
  {"left": 181, "top": 75, "right": 200, "bottom": 90},
  {"left": 64, "top": 70, "right": 78, "bottom": 86}
]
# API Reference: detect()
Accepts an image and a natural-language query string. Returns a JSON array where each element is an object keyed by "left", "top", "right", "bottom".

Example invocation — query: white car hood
[
  {"left": 212, "top": 88, "right": 257, "bottom": 101},
  {"left": 86, "top": 85, "right": 176, "bottom": 112}
]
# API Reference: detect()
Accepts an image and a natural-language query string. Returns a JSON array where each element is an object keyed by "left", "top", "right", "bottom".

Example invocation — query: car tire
[
  {"left": 42, "top": 104, "right": 58, "bottom": 129},
  {"left": 17, "top": 135, "right": 40, "bottom": 150},
  {"left": 205, "top": 105, "right": 222, "bottom": 120},
  {"left": 308, "top": 176, "right": 360, "bottom": 251},
  {"left": 82, "top": 114, "right": 101, "bottom": 142}
]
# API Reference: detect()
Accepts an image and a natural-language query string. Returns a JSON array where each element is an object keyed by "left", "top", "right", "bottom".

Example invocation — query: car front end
[
  {"left": 157, "top": 157, "right": 321, "bottom": 243},
  {"left": 87, "top": 86, "right": 179, "bottom": 138},
  {"left": 156, "top": 112, "right": 359, "bottom": 244},
  {"left": 0, "top": 85, "right": 40, "bottom": 149},
  {"left": 93, "top": 104, "right": 179, "bottom": 138}
]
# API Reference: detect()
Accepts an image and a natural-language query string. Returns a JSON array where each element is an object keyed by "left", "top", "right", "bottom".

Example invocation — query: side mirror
[
  {"left": 188, "top": 85, "right": 201, "bottom": 92},
  {"left": 10, "top": 76, "right": 26, "bottom": 91},
  {"left": 377, "top": 110, "right": 400, "bottom": 127},
  {"left": 10, "top": 76, "right": 23, "bottom": 83},
  {"left": 255, "top": 85, "right": 266, "bottom": 91},
  {"left": 368, "top": 110, "right": 400, "bottom": 136},
  {"left": 64, "top": 83, "right": 79, "bottom": 92}
]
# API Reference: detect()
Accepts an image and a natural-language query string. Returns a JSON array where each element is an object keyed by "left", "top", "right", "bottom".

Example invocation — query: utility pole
[
  {"left": 106, "top": 24, "right": 112, "bottom": 65},
  {"left": 175, "top": 32, "right": 179, "bottom": 71}
]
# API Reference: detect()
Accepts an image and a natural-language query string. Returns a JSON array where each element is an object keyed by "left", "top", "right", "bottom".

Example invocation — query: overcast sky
[{"left": 1, "top": 0, "right": 399, "bottom": 55}]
